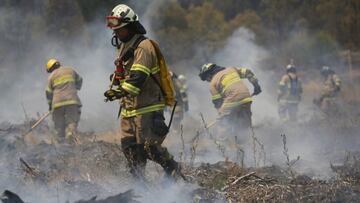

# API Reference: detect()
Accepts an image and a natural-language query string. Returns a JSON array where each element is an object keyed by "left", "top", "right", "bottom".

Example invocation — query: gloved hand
[
  {"left": 104, "top": 89, "right": 127, "bottom": 101},
  {"left": 252, "top": 84, "right": 262, "bottom": 96},
  {"left": 48, "top": 104, "right": 52, "bottom": 111}
]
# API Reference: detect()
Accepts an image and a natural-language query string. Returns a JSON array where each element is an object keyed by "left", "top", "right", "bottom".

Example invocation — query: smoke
[
  {"left": 0, "top": 5, "right": 118, "bottom": 131},
  {"left": 169, "top": 24, "right": 359, "bottom": 179},
  {"left": 0, "top": 1, "right": 359, "bottom": 202},
  {"left": 0, "top": 1, "right": 201, "bottom": 203},
  {"left": 212, "top": 28, "right": 278, "bottom": 121},
  {"left": 165, "top": 27, "right": 276, "bottom": 163}
]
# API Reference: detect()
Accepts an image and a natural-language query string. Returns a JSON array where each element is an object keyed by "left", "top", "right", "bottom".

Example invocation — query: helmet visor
[{"left": 106, "top": 16, "right": 125, "bottom": 29}]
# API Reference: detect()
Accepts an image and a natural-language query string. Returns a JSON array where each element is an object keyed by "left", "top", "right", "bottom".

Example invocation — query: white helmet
[
  {"left": 178, "top": 74, "right": 186, "bottom": 82},
  {"left": 286, "top": 64, "right": 296, "bottom": 73},
  {"left": 106, "top": 4, "right": 139, "bottom": 30}
]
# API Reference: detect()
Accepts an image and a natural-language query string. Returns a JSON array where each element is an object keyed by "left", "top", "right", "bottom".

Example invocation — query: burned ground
[{"left": 0, "top": 112, "right": 360, "bottom": 203}]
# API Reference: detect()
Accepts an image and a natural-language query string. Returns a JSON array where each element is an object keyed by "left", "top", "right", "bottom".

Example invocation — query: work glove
[
  {"left": 252, "top": 84, "right": 262, "bottom": 96},
  {"left": 104, "top": 89, "right": 127, "bottom": 101}
]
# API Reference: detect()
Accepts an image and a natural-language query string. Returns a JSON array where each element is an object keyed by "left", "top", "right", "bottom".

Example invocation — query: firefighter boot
[
  {"left": 163, "top": 159, "right": 183, "bottom": 179},
  {"left": 146, "top": 145, "right": 183, "bottom": 180},
  {"left": 65, "top": 123, "right": 79, "bottom": 144},
  {"left": 122, "top": 144, "right": 147, "bottom": 180}
]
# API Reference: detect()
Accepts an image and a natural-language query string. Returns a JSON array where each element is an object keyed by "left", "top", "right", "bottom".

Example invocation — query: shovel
[{"left": 23, "top": 111, "right": 50, "bottom": 137}]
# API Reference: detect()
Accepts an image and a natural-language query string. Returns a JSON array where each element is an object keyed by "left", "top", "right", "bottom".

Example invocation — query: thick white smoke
[
  {"left": 0, "top": 1, "right": 359, "bottom": 202},
  {"left": 0, "top": 1, "right": 203, "bottom": 203}
]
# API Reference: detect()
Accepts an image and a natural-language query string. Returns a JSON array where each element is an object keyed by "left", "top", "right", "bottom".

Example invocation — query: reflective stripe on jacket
[
  {"left": 46, "top": 66, "right": 82, "bottom": 109},
  {"left": 321, "top": 73, "right": 341, "bottom": 98},
  {"left": 117, "top": 34, "right": 165, "bottom": 118},
  {"left": 210, "top": 67, "right": 252, "bottom": 114}
]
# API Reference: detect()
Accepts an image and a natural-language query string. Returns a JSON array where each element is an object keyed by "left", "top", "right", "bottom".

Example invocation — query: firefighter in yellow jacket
[
  {"left": 104, "top": 4, "right": 180, "bottom": 179},
  {"left": 199, "top": 63, "right": 262, "bottom": 133},
  {"left": 314, "top": 66, "right": 341, "bottom": 114},
  {"left": 170, "top": 71, "right": 189, "bottom": 133},
  {"left": 45, "top": 59, "right": 82, "bottom": 142},
  {"left": 278, "top": 64, "right": 303, "bottom": 122}
]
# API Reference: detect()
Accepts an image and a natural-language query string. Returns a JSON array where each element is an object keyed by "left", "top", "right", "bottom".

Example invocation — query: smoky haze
[
  {"left": 171, "top": 25, "right": 359, "bottom": 179},
  {"left": 0, "top": 0, "right": 169, "bottom": 132},
  {"left": 0, "top": 7, "right": 120, "bottom": 131},
  {"left": 0, "top": 0, "right": 359, "bottom": 202},
  {"left": 0, "top": 0, "right": 353, "bottom": 173},
  {"left": 0, "top": 1, "right": 203, "bottom": 203}
]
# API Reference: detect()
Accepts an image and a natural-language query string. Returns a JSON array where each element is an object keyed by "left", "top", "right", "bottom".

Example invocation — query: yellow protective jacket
[
  {"left": 321, "top": 73, "right": 341, "bottom": 98},
  {"left": 172, "top": 75, "right": 188, "bottom": 109},
  {"left": 46, "top": 66, "right": 82, "bottom": 109},
  {"left": 278, "top": 73, "right": 303, "bottom": 103},
  {"left": 210, "top": 67, "right": 256, "bottom": 115},
  {"left": 117, "top": 34, "right": 165, "bottom": 118}
]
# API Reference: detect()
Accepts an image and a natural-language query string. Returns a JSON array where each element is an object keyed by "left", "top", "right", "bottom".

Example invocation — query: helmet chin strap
[
  {"left": 110, "top": 31, "right": 135, "bottom": 48},
  {"left": 111, "top": 35, "right": 120, "bottom": 49}
]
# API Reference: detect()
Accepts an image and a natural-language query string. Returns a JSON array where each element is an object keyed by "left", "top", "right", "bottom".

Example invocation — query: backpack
[
  {"left": 287, "top": 74, "right": 299, "bottom": 96},
  {"left": 120, "top": 36, "right": 176, "bottom": 106},
  {"left": 148, "top": 40, "right": 176, "bottom": 106}
]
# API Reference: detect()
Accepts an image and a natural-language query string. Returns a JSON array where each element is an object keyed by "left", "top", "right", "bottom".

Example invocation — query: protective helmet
[
  {"left": 178, "top": 74, "right": 186, "bottom": 82},
  {"left": 46, "top": 58, "right": 60, "bottom": 72},
  {"left": 106, "top": 4, "right": 139, "bottom": 30},
  {"left": 199, "top": 63, "right": 217, "bottom": 81},
  {"left": 320, "top": 66, "right": 331, "bottom": 76},
  {"left": 286, "top": 64, "right": 296, "bottom": 73}
]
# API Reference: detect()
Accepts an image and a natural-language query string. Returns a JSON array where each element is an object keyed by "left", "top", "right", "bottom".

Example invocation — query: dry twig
[
  {"left": 281, "top": 134, "right": 300, "bottom": 179},
  {"left": 190, "top": 131, "right": 201, "bottom": 166},
  {"left": 221, "top": 172, "right": 256, "bottom": 191},
  {"left": 179, "top": 124, "right": 186, "bottom": 162}
]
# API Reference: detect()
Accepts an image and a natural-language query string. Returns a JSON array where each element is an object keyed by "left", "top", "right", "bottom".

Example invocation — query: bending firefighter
[
  {"left": 104, "top": 4, "right": 181, "bottom": 179},
  {"left": 45, "top": 59, "right": 82, "bottom": 143},
  {"left": 314, "top": 66, "right": 341, "bottom": 114},
  {"left": 170, "top": 72, "right": 189, "bottom": 133},
  {"left": 278, "top": 64, "right": 303, "bottom": 122},
  {"left": 199, "top": 63, "right": 262, "bottom": 136}
]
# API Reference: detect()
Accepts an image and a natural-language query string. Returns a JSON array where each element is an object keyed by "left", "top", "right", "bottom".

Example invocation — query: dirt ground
[{"left": 1, "top": 106, "right": 360, "bottom": 203}]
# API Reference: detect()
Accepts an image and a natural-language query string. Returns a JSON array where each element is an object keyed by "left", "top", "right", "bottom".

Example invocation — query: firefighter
[
  {"left": 314, "top": 66, "right": 341, "bottom": 114},
  {"left": 278, "top": 64, "right": 303, "bottom": 122},
  {"left": 170, "top": 72, "right": 189, "bottom": 133},
  {"left": 104, "top": 4, "right": 180, "bottom": 179},
  {"left": 45, "top": 59, "right": 82, "bottom": 143},
  {"left": 199, "top": 63, "right": 262, "bottom": 136}
]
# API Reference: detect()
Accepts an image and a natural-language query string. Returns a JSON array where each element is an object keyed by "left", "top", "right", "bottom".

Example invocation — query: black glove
[
  {"left": 104, "top": 89, "right": 127, "bottom": 101},
  {"left": 253, "top": 84, "right": 262, "bottom": 96},
  {"left": 48, "top": 104, "right": 52, "bottom": 111}
]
